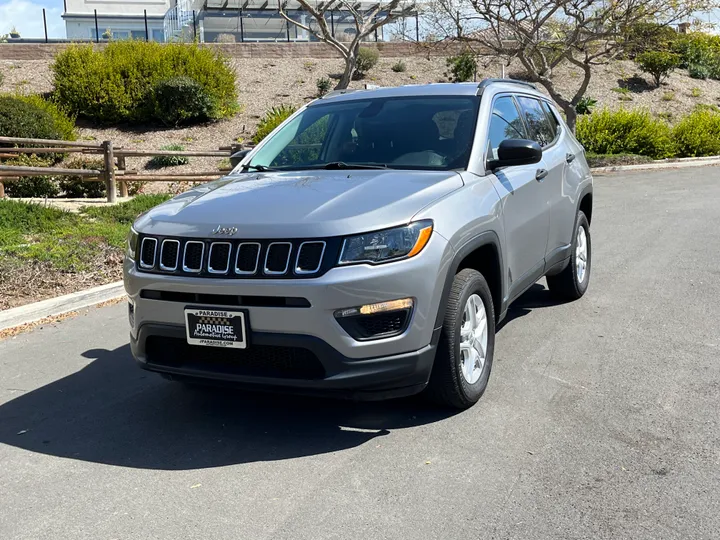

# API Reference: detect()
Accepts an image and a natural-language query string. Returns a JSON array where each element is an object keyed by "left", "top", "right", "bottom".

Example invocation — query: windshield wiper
[
  {"left": 240, "top": 164, "right": 277, "bottom": 172},
  {"left": 318, "top": 162, "right": 390, "bottom": 170}
]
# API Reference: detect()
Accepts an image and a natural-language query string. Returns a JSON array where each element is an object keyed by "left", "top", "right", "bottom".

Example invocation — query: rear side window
[
  {"left": 487, "top": 96, "right": 527, "bottom": 161},
  {"left": 516, "top": 96, "right": 556, "bottom": 147},
  {"left": 541, "top": 101, "right": 560, "bottom": 139}
]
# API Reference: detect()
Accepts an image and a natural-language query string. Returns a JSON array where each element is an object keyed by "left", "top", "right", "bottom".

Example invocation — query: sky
[{"left": 1, "top": 0, "right": 66, "bottom": 38}]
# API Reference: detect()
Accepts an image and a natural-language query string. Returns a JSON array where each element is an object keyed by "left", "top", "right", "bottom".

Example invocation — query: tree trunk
[
  {"left": 564, "top": 105, "right": 578, "bottom": 133},
  {"left": 336, "top": 52, "right": 357, "bottom": 90}
]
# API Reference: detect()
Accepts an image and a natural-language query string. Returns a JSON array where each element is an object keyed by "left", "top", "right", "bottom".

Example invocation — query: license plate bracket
[{"left": 184, "top": 307, "right": 248, "bottom": 349}]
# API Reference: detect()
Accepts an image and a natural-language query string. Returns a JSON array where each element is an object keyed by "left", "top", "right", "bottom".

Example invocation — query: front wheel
[
  {"left": 426, "top": 268, "right": 496, "bottom": 409},
  {"left": 546, "top": 210, "right": 591, "bottom": 300}
]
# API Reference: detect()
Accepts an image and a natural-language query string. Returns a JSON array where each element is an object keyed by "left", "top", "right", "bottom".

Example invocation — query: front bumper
[
  {"left": 124, "top": 231, "right": 452, "bottom": 397},
  {"left": 131, "top": 324, "right": 439, "bottom": 400}
]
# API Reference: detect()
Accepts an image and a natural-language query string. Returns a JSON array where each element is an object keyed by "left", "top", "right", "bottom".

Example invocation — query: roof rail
[
  {"left": 477, "top": 78, "right": 538, "bottom": 95},
  {"left": 320, "top": 88, "right": 363, "bottom": 99}
]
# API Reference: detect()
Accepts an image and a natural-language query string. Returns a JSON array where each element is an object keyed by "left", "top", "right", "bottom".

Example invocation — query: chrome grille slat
[
  {"left": 159, "top": 239, "right": 180, "bottom": 271},
  {"left": 235, "top": 242, "right": 261, "bottom": 275},
  {"left": 208, "top": 242, "right": 232, "bottom": 274},
  {"left": 264, "top": 242, "right": 292, "bottom": 275},
  {"left": 295, "top": 241, "right": 326, "bottom": 274},
  {"left": 139, "top": 237, "right": 157, "bottom": 269},
  {"left": 182, "top": 241, "right": 205, "bottom": 273}
]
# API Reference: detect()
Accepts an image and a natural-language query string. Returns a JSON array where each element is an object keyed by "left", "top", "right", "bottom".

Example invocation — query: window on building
[{"left": 152, "top": 29, "right": 164, "bottom": 42}]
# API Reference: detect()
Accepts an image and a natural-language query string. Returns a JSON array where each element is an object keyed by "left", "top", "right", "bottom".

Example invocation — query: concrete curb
[
  {"left": 0, "top": 281, "right": 125, "bottom": 332},
  {"left": 590, "top": 156, "right": 720, "bottom": 174}
]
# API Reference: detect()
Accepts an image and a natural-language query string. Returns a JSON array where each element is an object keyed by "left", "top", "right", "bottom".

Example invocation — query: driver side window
[{"left": 487, "top": 96, "right": 528, "bottom": 162}]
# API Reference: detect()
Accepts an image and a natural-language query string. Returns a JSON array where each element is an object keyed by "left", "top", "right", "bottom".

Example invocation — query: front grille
[
  {"left": 159, "top": 239, "right": 180, "bottom": 271},
  {"left": 136, "top": 235, "right": 339, "bottom": 279},
  {"left": 140, "top": 238, "right": 157, "bottom": 268},
  {"left": 264, "top": 242, "right": 292, "bottom": 274},
  {"left": 208, "top": 242, "right": 231, "bottom": 274},
  {"left": 296, "top": 241, "right": 326, "bottom": 274},
  {"left": 235, "top": 243, "right": 260, "bottom": 274},
  {"left": 183, "top": 241, "right": 204, "bottom": 272},
  {"left": 146, "top": 336, "right": 325, "bottom": 380}
]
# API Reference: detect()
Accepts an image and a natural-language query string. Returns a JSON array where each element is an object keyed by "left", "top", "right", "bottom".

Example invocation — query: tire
[
  {"left": 546, "top": 210, "right": 591, "bottom": 300},
  {"left": 426, "top": 268, "right": 496, "bottom": 409}
]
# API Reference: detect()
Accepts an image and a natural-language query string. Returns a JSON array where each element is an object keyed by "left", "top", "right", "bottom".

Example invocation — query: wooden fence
[{"left": 0, "top": 136, "right": 244, "bottom": 202}]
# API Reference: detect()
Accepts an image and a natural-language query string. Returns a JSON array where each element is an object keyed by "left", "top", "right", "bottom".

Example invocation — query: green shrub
[
  {"left": 661, "top": 91, "right": 675, "bottom": 102},
  {"left": 391, "top": 60, "right": 407, "bottom": 73},
  {"left": 576, "top": 108, "right": 675, "bottom": 160},
  {"left": 146, "top": 144, "right": 190, "bottom": 169},
  {"left": 688, "top": 62, "right": 710, "bottom": 79},
  {"left": 252, "top": 105, "right": 297, "bottom": 144},
  {"left": 354, "top": 47, "right": 379, "bottom": 79},
  {"left": 575, "top": 96, "right": 597, "bottom": 115},
  {"left": 51, "top": 41, "right": 238, "bottom": 125},
  {"left": 0, "top": 94, "right": 76, "bottom": 164},
  {"left": 623, "top": 22, "right": 679, "bottom": 58},
  {"left": 316, "top": 77, "right": 332, "bottom": 97},
  {"left": 636, "top": 51, "right": 680, "bottom": 87},
  {"left": 152, "top": 76, "right": 215, "bottom": 126},
  {"left": 2, "top": 155, "right": 60, "bottom": 198},
  {"left": 446, "top": 51, "right": 476, "bottom": 82},
  {"left": 611, "top": 86, "right": 633, "bottom": 101},
  {"left": 673, "top": 106, "right": 720, "bottom": 157},
  {"left": 0, "top": 70, "right": 4, "bottom": 87},
  {"left": 57, "top": 158, "right": 106, "bottom": 198}
]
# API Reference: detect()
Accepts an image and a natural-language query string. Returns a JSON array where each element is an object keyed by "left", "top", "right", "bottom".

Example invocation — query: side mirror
[
  {"left": 229, "top": 149, "right": 251, "bottom": 168},
  {"left": 490, "top": 139, "right": 542, "bottom": 169}
]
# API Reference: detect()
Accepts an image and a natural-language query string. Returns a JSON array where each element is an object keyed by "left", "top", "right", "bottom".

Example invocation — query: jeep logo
[{"left": 212, "top": 225, "right": 238, "bottom": 236}]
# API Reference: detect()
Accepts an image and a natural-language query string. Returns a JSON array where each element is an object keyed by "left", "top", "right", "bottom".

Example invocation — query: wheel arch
[
  {"left": 578, "top": 185, "right": 593, "bottom": 225},
  {"left": 433, "top": 231, "right": 505, "bottom": 331}
]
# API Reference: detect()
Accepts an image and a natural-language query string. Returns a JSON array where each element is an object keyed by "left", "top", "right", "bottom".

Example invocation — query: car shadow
[
  {"left": 497, "top": 282, "right": 572, "bottom": 332},
  {"left": 0, "top": 344, "right": 457, "bottom": 471}
]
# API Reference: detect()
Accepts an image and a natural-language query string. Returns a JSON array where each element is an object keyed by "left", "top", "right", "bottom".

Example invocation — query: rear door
[
  {"left": 486, "top": 95, "right": 549, "bottom": 297},
  {"left": 515, "top": 96, "right": 565, "bottom": 261}
]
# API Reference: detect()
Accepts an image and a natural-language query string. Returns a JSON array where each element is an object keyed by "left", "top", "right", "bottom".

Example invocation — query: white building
[
  {"left": 63, "top": 0, "right": 170, "bottom": 41},
  {"left": 63, "top": 0, "right": 411, "bottom": 43}
]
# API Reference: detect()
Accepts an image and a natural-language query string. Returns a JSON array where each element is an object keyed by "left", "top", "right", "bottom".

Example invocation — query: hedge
[{"left": 51, "top": 41, "right": 238, "bottom": 125}]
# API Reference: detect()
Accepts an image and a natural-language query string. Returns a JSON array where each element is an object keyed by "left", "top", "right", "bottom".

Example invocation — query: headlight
[
  {"left": 126, "top": 227, "right": 139, "bottom": 260},
  {"left": 338, "top": 220, "right": 433, "bottom": 265}
]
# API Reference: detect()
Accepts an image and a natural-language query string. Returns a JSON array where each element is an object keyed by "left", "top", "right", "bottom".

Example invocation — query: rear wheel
[
  {"left": 547, "top": 211, "right": 591, "bottom": 300},
  {"left": 426, "top": 268, "right": 495, "bottom": 409}
]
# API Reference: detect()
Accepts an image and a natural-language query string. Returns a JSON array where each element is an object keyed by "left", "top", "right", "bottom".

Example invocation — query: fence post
[
  {"left": 0, "top": 181, "right": 4, "bottom": 198},
  {"left": 144, "top": 10, "right": 149, "bottom": 41},
  {"left": 94, "top": 9, "right": 99, "bottom": 43},
  {"left": 43, "top": 9, "right": 49, "bottom": 43},
  {"left": 415, "top": 12, "right": 419, "bottom": 42},
  {"left": 103, "top": 141, "right": 116, "bottom": 203},
  {"left": 117, "top": 154, "right": 128, "bottom": 198}
]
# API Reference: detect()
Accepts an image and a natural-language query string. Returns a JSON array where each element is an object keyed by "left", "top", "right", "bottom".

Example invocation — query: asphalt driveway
[{"left": 1, "top": 167, "right": 719, "bottom": 539}]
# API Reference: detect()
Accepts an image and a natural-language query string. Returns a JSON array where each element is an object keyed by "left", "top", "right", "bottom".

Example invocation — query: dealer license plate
[{"left": 185, "top": 308, "right": 247, "bottom": 349}]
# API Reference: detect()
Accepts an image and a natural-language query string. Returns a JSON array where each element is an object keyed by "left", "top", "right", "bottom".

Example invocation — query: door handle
[
  {"left": 566, "top": 153, "right": 576, "bottom": 163},
  {"left": 535, "top": 169, "right": 548, "bottom": 181}
]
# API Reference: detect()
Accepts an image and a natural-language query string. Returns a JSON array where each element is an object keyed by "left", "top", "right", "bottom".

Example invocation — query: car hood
[{"left": 134, "top": 169, "right": 463, "bottom": 238}]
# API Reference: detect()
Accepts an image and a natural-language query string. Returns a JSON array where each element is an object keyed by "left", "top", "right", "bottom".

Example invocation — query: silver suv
[{"left": 124, "top": 79, "right": 593, "bottom": 409}]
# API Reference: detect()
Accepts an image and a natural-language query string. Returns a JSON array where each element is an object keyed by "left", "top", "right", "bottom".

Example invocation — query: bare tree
[
  {"left": 278, "top": 0, "right": 416, "bottom": 89},
  {"left": 428, "top": 0, "right": 716, "bottom": 130}
]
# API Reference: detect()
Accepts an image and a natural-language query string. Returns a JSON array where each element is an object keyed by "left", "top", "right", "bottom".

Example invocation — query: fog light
[{"left": 334, "top": 298, "right": 414, "bottom": 341}]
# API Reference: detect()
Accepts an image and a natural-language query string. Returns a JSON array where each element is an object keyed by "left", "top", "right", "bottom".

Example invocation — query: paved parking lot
[{"left": 1, "top": 167, "right": 719, "bottom": 539}]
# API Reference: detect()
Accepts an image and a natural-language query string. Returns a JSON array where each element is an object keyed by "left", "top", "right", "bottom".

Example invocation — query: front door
[{"left": 486, "top": 95, "right": 549, "bottom": 297}]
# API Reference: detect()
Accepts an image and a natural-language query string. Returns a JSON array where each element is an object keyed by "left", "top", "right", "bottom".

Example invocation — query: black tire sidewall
[
  {"left": 570, "top": 212, "right": 591, "bottom": 296},
  {"left": 450, "top": 272, "right": 496, "bottom": 403}
]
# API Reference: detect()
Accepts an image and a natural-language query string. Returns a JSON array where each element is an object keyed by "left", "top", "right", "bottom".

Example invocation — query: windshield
[{"left": 245, "top": 96, "right": 480, "bottom": 172}]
